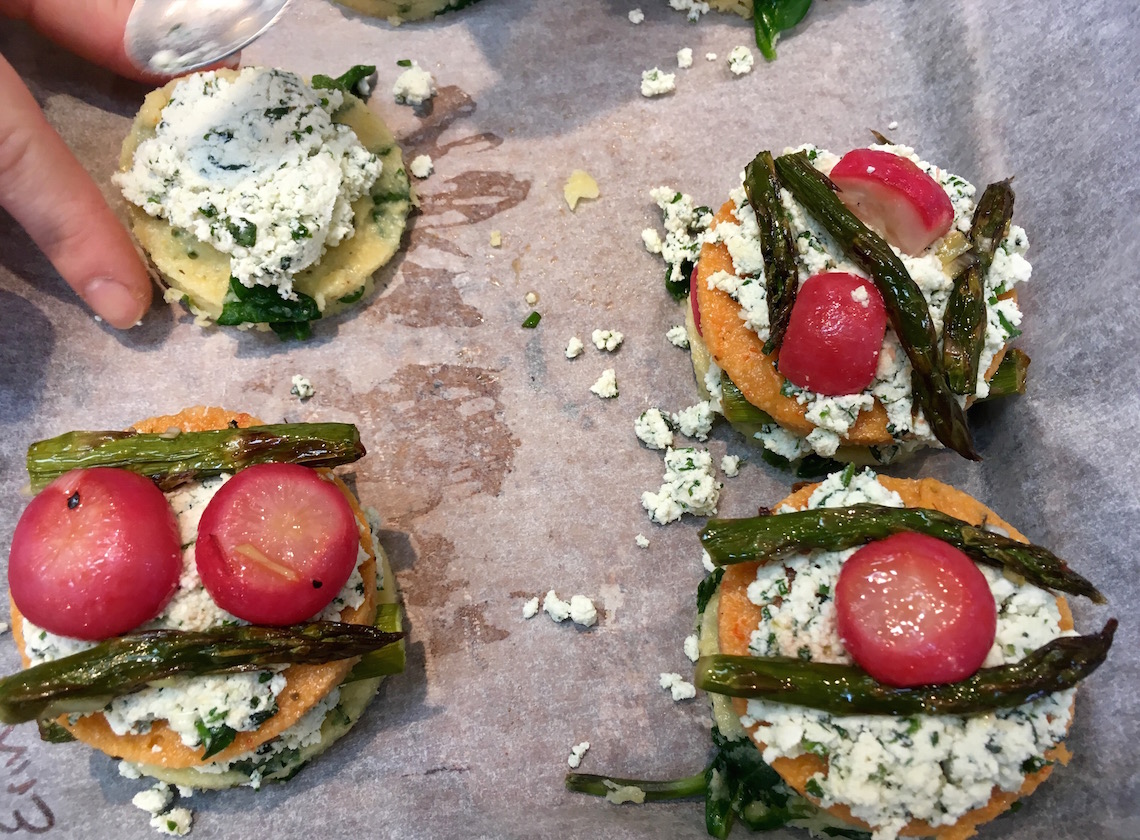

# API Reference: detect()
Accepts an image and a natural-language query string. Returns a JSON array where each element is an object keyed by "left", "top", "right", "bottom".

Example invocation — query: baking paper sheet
[{"left": 1, "top": 1, "right": 1137, "bottom": 837}]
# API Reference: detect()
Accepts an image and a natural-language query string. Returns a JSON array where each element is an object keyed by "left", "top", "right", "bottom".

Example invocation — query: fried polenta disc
[
  {"left": 10, "top": 407, "right": 378, "bottom": 770},
  {"left": 692, "top": 203, "right": 1015, "bottom": 452},
  {"left": 333, "top": 0, "right": 482, "bottom": 21},
  {"left": 118, "top": 69, "right": 412, "bottom": 326},
  {"left": 712, "top": 477, "right": 1073, "bottom": 839}
]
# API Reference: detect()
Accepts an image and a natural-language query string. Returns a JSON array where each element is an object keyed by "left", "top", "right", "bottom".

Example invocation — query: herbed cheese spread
[
  {"left": 115, "top": 67, "right": 382, "bottom": 300},
  {"left": 736, "top": 469, "right": 1072, "bottom": 839},
  {"left": 22, "top": 474, "right": 369, "bottom": 753}
]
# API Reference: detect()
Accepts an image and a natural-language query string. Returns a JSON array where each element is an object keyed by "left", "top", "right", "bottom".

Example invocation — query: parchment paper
[{"left": 1, "top": 1, "right": 1137, "bottom": 838}]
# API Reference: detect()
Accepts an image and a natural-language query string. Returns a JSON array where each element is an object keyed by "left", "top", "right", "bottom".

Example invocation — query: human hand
[{"left": 0, "top": 0, "right": 234, "bottom": 328}]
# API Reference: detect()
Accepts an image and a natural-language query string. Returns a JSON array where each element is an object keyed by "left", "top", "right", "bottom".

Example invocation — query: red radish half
[
  {"left": 8, "top": 468, "right": 182, "bottom": 640},
  {"left": 777, "top": 271, "right": 887, "bottom": 395},
  {"left": 835, "top": 532, "right": 997, "bottom": 687},
  {"left": 195, "top": 463, "right": 360, "bottom": 625},
  {"left": 830, "top": 149, "right": 954, "bottom": 255}
]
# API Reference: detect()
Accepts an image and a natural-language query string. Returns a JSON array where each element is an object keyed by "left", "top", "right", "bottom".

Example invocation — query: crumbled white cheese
[
  {"left": 591, "top": 329, "right": 624, "bottom": 351},
  {"left": 659, "top": 672, "right": 697, "bottom": 701},
  {"left": 628, "top": 7, "right": 645, "bottom": 23},
  {"left": 132, "top": 784, "right": 173, "bottom": 816},
  {"left": 522, "top": 596, "right": 540, "bottom": 619},
  {"left": 887, "top": 120, "right": 899, "bottom": 130},
  {"left": 543, "top": 590, "right": 572, "bottom": 622},
  {"left": 701, "top": 550, "right": 715, "bottom": 573},
  {"left": 720, "top": 455, "right": 741, "bottom": 477},
  {"left": 641, "top": 227, "right": 664, "bottom": 254},
  {"left": 635, "top": 534, "right": 650, "bottom": 549},
  {"left": 672, "top": 401, "right": 715, "bottom": 441},
  {"left": 641, "top": 447, "right": 721, "bottom": 524},
  {"left": 727, "top": 46, "right": 755, "bottom": 76},
  {"left": 568, "top": 741, "right": 591, "bottom": 768},
  {"left": 152, "top": 807, "right": 193, "bottom": 836},
  {"left": 640, "top": 67, "right": 676, "bottom": 97},
  {"left": 569, "top": 595, "right": 598, "bottom": 627},
  {"left": 850, "top": 285, "right": 870, "bottom": 307},
  {"left": 525, "top": 291, "right": 539, "bottom": 305},
  {"left": 565, "top": 336, "right": 585, "bottom": 359},
  {"left": 677, "top": 47, "right": 694, "bottom": 68},
  {"left": 591, "top": 368, "right": 619, "bottom": 399},
  {"left": 392, "top": 61, "right": 436, "bottom": 105},
  {"left": 683, "top": 634, "right": 700, "bottom": 662},
  {"left": 634, "top": 408, "right": 675, "bottom": 450},
  {"left": 648, "top": 186, "right": 713, "bottom": 296},
  {"left": 290, "top": 374, "right": 315, "bottom": 401},
  {"left": 667, "top": 0, "right": 709, "bottom": 21},
  {"left": 666, "top": 324, "right": 689, "bottom": 348},
  {"left": 115, "top": 67, "right": 381, "bottom": 299},
  {"left": 705, "top": 52, "right": 718, "bottom": 61},
  {"left": 409, "top": 154, "right": 434, "bottom": 179}
]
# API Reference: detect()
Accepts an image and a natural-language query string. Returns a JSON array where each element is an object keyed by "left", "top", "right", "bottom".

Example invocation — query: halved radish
[
  {"left": 835, "top": 532, "right": 997, "bottom": 687},
  {"left": 195, "top": 463, "right": 360, "bottom": 625},
  {"left": 830, "top": 149, "right": 954, "bottom": 255},
  {"left": 8, "top": 468, "right": 181, "bottom": 640},
  {"left": 777, "top": 272, "right": 887, "bottom": 395}
]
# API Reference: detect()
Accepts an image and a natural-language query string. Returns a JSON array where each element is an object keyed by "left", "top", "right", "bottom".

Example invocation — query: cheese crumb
[
  {"left": 591, "top": 368, "right": 619, "bottom": 399},
  {"left": 490, "top": 230, "right": 502, "bottom": 247},
  {"left": 683, "top": 634, "right": 700, "bottom": 662},
  {"left": 591, "top": 329, "right": 624, "bottom": 351},
  {"left": 393, "top": 61, "right": 436, "bottom": 105},
  {"left": 132, "top": 784, "right": 173, "bottom": 816},
  {"left": 409, "top": 154, "right": 434, "bottom": 179},
  {"left": 720, "top": 455, "right": 741, "bottom": 477},
  {"left": 705, "top": 52, "right": 718, "bottom": 61},
  {"left": 522, "top": 596, "right": 540, "bottom": 619},
  {"left": 728, "top": 46, "right": 755, "bottom": 76},
  {"left": 290, "top": 374, "right": 315, "bottom": 401},
  {"left": 677, "top": 48, "right": 693, "bottom": 68},
  {"left": 564, "top": 169, "right": 600, "bottom": 210},
  {"left": 568, "top": 741, "right": 591, "bottom": 768},
  {"left": 635, "top": 534, "right": 650, "bottom": 549},
  {"left": 525, "top": 291, "right": 539, "bottom": 305},
  {"left": 640, "top": 68, "right": 676, "bottom": 97},
  {"left": 569, "top": 595, "right": 598, "bottom": 627},
  {"left": 543, "top": 590, "right": 572, "bottom": 622},
  {"left": 888, "top": 119, "right": 899, "bottom": 130},
  {"left": 641, "top": 227, "right": 664, "bottom": 253},
  {"left": 659, "top": 672, "right": 697, "bottom": 701},
  {"left": 634, "top": 408, "right": 674, "bottom": 450},
  {"left": 851, "top": 285, "right": 870, "bottom": 307},
  {"left": 565, "top": 336, "right": 584, "bottom": 359},
  {"left": 641, "top": 447, "right": 721, "bottom": 524},
  {"left": 152, "top": 807, "right": 192, "bottom": 836},
  {"left": 628, "top": 8, "right": 645, "bottom": 23},
  {"left": 672, "top": 401, "right": 715, "bottom": 441},
  {"left": 666, "top": 325, "right": 689, "bottom": 348}
]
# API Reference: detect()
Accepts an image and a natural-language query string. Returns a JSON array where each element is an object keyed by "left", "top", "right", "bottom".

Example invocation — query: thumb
[{"left": 0, "top": 54, "right": 152, "bottom": 328}]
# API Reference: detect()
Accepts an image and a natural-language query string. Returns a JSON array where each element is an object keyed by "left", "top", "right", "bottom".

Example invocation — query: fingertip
[{"left": 81, "top": 277, "right": 152, "bottom": 329}]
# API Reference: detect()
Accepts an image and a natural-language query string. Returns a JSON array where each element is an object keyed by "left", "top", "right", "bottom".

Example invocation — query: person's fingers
[
  {"left": 0, "top": 55, "right": 152, "bottom": 328},
  {"left": 1, "top": 0, "right": 153, "bottom": 81},
  {"left": 1, "top": 0, "right": 241, "bottom": 82}
]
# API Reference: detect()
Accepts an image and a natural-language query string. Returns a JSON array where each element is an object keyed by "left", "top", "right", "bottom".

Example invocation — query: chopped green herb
[{"left": 522, "top": 311, "right": 542, "bottom": 329}]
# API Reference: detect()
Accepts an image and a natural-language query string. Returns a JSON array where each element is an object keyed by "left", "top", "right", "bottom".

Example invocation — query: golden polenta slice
[
  {"left": 693, "top": 202, "right": 1015, "bottom": 450},
  {"left": 333, "top": 0, "right": 482, "bottom": 22},
  {"left": 118, "top": 70, "right": 411, "bottom": 327},
  {"left": 10, "top": 407, "right": 379, "bottom": 770},
  {"left": 713, "top": 477, "right": 1074, "bottom": 839}
]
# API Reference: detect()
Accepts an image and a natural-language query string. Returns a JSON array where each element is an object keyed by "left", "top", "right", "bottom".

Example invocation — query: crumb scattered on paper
[
  {"left": 522, "top": 597, "right": 540, "bottom": 619},
  {"left": 590, "top": 368, "right": 618, "bottom": 398},
  {"left": 409, "top": 154, "right": 434, "bottom": 178},
  {"left": 568, "top": 741, "right": 591, "bottom": 768},
  {"left": 290, "top": 375, "right": 314, "bottom": 401},
  {"left": 591, "top": 329, "right": 623, "bottom": 351},
  {"left": 628, "top": 8, "right": 644, "bottom": 23},
  {"left": 490, "top": 230, "right": 502, "bottom": 247},
  {"left": 635, "top": 533, "right": 650, "bottom": 549},
  {"left": 564, "top": 170, "right": 600, "bottom": 210},
  {"left": 659, "top": 672, "right": 697, "bottom": 701},
  {"left": 566, "top": 336, "right": 584, "bottom": 359}
]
